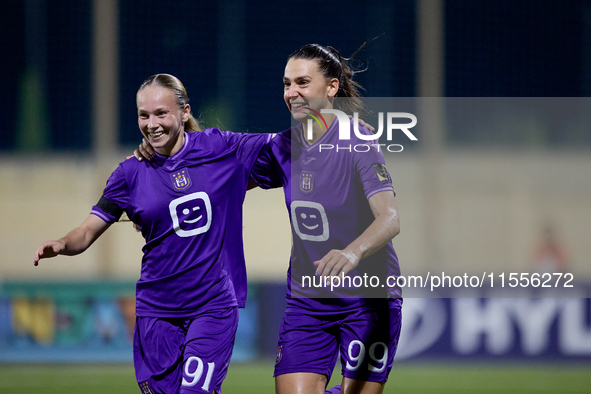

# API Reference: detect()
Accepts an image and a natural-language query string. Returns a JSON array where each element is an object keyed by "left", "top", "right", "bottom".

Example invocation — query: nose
[
  {"left": 286, "top": 84, "right": 300, "bottom": 99},
  {"left": 147, "top": 114, "right": 158, "bottom": 129}
]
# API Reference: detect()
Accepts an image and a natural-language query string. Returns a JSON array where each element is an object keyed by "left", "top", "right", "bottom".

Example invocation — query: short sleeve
[
  {"left": 250, "top": 143, "right": 283, "bottom": 189},
  {"left": 353, "top": 126, "right": 395, "bottom": 200},
  {"left": 219, "top": 131, "right": 273, "bottom": 174},
  {"left": 91, "top": 165, "right": 129, "bottom": 223}
]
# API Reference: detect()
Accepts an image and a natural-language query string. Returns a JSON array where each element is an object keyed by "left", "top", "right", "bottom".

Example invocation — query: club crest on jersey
[
  {"left": 300, "top": 171, "right": 315, "bottom": 194},
  {"left": 170, "top": 168, "right": 192, "bottom": 191},
  {"left": 275, "top": 345, "right": 283, "bottom": 365},
  {"left": 372, "top": 163, "right": 391, "bottom": 183},
  {"left": 139, "top": 380, "right": 154, "bottom": 394}
]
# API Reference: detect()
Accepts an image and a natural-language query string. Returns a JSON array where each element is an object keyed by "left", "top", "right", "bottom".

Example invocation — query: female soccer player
[
  {"left": 252, "top": 44, "right": 403, "bottom": 394},
  {"left": 134, "top": 45, "right": 402, "bottom": 394},
  {"left": 33, "top": 74, "right": 271, "bottom": 394}
]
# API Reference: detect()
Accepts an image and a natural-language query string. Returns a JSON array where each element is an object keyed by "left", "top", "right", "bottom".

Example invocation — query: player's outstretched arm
[
  {"left": 314, "top": 191, "right": 399, "bottom": 277},
  {"left": 34, "top": 214, "right": 111, "bottom": 266}
]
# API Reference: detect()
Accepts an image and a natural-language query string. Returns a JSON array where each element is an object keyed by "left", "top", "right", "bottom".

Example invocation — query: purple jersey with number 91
[{"left": 91, "top": 129, "right": 271, "bottom": 318}]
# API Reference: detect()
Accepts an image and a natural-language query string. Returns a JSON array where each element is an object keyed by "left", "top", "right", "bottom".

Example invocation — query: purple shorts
[
  {"left": 274, "top": 299, "right": 402, "bottom": 383},
  {"left": 134, "top": 307, "right": 239, "bottom": 394}
]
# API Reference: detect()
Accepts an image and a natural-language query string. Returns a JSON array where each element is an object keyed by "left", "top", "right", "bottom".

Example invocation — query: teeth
[
  {"left": 291, "top": 103, "right": 304, "bottom": 109},
  {"left": 150, "top": 131, "right": 164, "bottom": 138}
]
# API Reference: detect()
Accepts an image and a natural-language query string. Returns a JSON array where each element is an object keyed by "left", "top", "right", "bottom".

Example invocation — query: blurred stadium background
[{"left": 1, "top": 0, "right": 591, "bottom": 392}]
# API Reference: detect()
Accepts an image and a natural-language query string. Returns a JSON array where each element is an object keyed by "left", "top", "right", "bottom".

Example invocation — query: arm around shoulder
[{"left": 34, "top": 214, "right": 111, "bottom": 266}]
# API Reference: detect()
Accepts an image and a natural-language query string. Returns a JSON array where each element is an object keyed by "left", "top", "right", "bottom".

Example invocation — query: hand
[
  {"left": 348, "top": 115, "right": 375, "bottom": 133},
  {"left": 34, "top": 240, "right": 66, "bottom": 266},
  {"left": 132, "top": 138, "right": 155, "bottom": 162},
  {"left": 314, "top": 249, "right": 360, "bottom": 277}
]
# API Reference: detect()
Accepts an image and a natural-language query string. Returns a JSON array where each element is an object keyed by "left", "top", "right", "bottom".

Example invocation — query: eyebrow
[
  {"left": 283, "top": 75, "right": 312, "bottom": 81},
  {"left": 138, "top": 107, "right": 169, "bottom": 113}
]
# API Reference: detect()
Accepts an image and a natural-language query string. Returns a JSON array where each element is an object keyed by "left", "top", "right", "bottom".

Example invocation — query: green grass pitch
[{"left": 0, "top": 361, "right": 589, "bottom": 393}]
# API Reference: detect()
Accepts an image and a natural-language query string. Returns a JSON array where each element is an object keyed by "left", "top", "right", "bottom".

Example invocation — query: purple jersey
[
  {"left": 92, "top": 129, "right": 271, "bottom": 317},
  {"left": 253, "top": 118, "right": 401, "bottom": 312}
]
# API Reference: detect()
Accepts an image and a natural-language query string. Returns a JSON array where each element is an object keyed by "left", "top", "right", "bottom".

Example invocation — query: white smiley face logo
[
  {"left": 169, "top": 192, "right": 212, "bottom": 237},
  {"left": 299, "top": 212, "right": 319, "bottom": 230},
  {"left": 290, "top": 200, "right": 329, "bottom": 242},
  {"left": 182, "top": 206, "right": 202, "bottom": 223}
]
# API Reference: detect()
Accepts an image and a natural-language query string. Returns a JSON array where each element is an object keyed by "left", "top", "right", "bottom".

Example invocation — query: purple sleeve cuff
[{"left": 366, "top": 186, "right": 395, "bottom": 200}]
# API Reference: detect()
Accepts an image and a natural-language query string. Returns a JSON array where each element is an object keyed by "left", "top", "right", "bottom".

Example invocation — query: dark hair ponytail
[{"left": 288, "top": 44, "right": 365, "bottom": 114}]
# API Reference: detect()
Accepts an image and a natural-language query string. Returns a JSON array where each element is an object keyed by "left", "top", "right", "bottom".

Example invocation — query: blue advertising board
[{"left": 1, "top": 282, "right": 589, "bottom": 362}]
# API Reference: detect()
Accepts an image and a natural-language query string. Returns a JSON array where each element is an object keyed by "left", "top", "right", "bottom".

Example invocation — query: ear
[
  {"left": 327, "top": 78, "right": 339, "bottom": 98},
  {"left": 182, "top": 104, "right": 191, "bottom": 122}
]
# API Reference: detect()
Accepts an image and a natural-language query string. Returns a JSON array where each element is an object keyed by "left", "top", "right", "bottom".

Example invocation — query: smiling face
[
  {"left": 137, "top": 85, "right": 190, "bottom": 156},
  {"left": 169, "top": 192, "right": 212, "bottom": 237},
  {"left": 298, "top": 208, "right": 320, "bottom": 231},
  {"left": 177, "top": 197, "right": 207, "bottom": 229},
  {"left": 283, "top": 58, "right": 339, "bottom": 124},
  {"left": 290, "top": 201, "right": 329, "bottom": 242}
]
